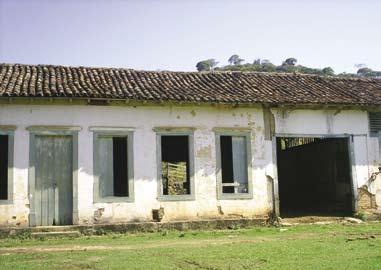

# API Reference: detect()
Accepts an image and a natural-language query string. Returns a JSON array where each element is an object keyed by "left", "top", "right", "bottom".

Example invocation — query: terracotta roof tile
[{"left": 0, "top": 63, "right": 380, "bottom": 106}]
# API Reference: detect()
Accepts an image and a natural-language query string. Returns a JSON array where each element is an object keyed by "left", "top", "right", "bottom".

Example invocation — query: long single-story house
[{"left": 0, "top": 63, "right": 380, "bottom": 227}]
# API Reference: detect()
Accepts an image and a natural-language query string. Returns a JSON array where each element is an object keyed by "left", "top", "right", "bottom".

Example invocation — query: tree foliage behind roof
[
  {"left": 357, "top": 67, "right": 381, "bottom": 78},
  {"left": 196, "top": 55, "right": 381, "bottom": 78},
  {"left": 196, "top": 59, "right": 219, "bottom": 72}
]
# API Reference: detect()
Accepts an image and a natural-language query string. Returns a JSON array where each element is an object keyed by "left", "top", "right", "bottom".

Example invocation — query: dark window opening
[
  {"left": 113, "top": 137, "right": 128, "bottom": 197},
  {"left": 220, "top": 136, "right": 248, "bottom": 194},
  {"left": 221, "top": 136, "right": 234, "bottom": 193},
  {"left": 161, "top": 135, "right": 190, "bottom": 195},
  {"left": 98, "top": 136, "right": 128, "bottom": 197},
  {"left": 276, "top": 137, "right": 353, "bottom": 217},
  {"left": 0, "top": 135, "right": 8, "bottom": 200}
]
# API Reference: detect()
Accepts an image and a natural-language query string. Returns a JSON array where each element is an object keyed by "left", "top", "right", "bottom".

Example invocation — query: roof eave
[{"left": 0, "top": 96, "right": 379, "bottom": 111}]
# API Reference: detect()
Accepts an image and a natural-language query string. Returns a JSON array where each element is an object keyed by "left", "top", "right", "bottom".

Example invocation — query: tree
[
  {"left": 253, "top": 58, "right": 261, "bottom": 65},
  {"left": 195, "top": 55, "right": 358, "bottom": 77},
  {"left": 260, "top": 61, "right": 276, "bottom": 72},
  {"left": 322, "top": 67, "right": 334, "bottom": 76},
  {"left": 261, "top": 59, "right": 272, "bottom": 65},
  {"left": 277, "top": 64, "right": 296, "bottom": 73},
  {"left": 208, "top": 59, "right": 219, "bottom": 70},
  {"left": 228, "top": 55, "right": 245, "bottom": 65},
  {"left": 196, "top": 59, "right": 218, "bottom": 71},
  {"left": 357, "top": 67, "right": 381, "bottom": 78},
  {"left": 283, "top": 58, "right": 297, "bottom": 66},
  {"left": 357, "top": 67, "right": 373, "bottom": 76},
  {"left": 196, "top": 61, "right": 209, "bottom": 72}
]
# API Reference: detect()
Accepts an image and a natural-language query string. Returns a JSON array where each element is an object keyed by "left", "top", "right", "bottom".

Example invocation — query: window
[
  {"left": 0, "top": 135, "right": 9, "bottom": 200},
  {"left": 156, "top": 128, "right": 195, "bottom": 201},
  {"left": 0, "top": 127, "right": 14, "bottom": 203},
  {"left": 369, "top": 112, "right": 381, "bottom": 137},
  {"left": 215, "top": 130, "right": 252, "bottom": 199},
  {"left": 368, "top": 112, "right": 381, "bottom": 163},
  {"left": 161, "top": 136, "right": 190, "bottom": 195},
  {"left": 93, "top": 129, "right": 134, "bottom": 202}
]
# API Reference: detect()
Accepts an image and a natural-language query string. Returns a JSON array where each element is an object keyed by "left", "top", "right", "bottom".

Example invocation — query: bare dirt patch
[{"left": 0, "top": 232, "right": 334, "bottom": 255}]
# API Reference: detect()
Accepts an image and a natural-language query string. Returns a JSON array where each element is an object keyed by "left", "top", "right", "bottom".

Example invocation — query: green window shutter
[
  {"left": 369, "top": 112, "right": 381, "bottom": 136},
  {"left": 232, "top": 136, "right": 248, "bottom": 193},
  {"left": 98, "top": 137, "right": 114, "bottom": 197}
]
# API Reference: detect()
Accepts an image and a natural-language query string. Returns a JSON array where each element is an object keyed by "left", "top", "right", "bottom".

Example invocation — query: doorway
[
  {"left": 276, "top": 136, "right": 354, "bottom": 217},
  {"left": 31, "top": 134, "right": 73, "bottom": 226}
]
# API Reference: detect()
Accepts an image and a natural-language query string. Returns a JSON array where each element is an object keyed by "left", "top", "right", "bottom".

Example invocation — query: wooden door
[{"left": 34, "top": 135, "right": 73, "bottom": 226}]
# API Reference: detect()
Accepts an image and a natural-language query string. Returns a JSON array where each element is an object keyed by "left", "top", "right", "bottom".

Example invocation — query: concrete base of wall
[{"left": 0, "top": 218, "right": 268, "bottom": 239}]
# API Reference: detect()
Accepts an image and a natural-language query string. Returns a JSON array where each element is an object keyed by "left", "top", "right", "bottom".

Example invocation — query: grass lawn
[{"left": 0, "top": 222, "right": 380, "bottom": 269}]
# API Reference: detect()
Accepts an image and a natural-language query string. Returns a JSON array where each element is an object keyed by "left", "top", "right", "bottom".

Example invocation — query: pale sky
[{"left": 0, "top": 0, "right": 380, "bottom": 73}]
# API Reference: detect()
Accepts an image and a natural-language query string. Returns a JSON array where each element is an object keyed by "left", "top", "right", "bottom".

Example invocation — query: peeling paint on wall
[
  {"left": 262, "top": 107, "right": 275, "bottom": 141},
  {"left": 196, "top": 145, "right": 212, "bottom": 159},
  {"left": 94, "top": 208, "right": 105, "bottom": 223},
  {"left": 358, "top": 187, "right": 377, "bottom": 210},
  {"left": 325, "top": 110, "right": 334, "bottom": 134},
  {"left": 0, "top": 105, "right": 379, "bottom": 227}
]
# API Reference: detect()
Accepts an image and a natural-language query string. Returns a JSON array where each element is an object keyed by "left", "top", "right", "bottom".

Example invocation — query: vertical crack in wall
[{"left": 262, "top": 106, "right": 275, "bottom": 141}]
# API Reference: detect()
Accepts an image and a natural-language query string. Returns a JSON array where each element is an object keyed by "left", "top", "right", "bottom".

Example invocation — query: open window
[
  {"left": 0, "top": 135, "right": 9, "bottom": 200},
  {"left": 93, "top": 130, "right": 134, "bottom": 202},
  {"left": 215, "top": 130, "right": 252, "bottom": 199},
  {"left": 0, "top": 128, "right": 14, "bottom": 203},
  {"left": 156, "top": 128, "right": 195, "bottom": 201}
]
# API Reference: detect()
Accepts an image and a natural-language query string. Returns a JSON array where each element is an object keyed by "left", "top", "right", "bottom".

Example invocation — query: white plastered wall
[
  {"left": 0, "top": 104, "right": 379, "bottom": 227},
  {"left": 0, "top": 104, "right": 273, "bottom": 227}
]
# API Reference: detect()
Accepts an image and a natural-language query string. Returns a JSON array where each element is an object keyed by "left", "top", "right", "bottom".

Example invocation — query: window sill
[
  {"left": 94, "top": 196, "right": 134, "bottom": 203},
  {"left": 0, "top": 200, "right": 13, "bottom": 205},
  {"left": 157, "top": 194, "right": 195, "bottom": 202},
  {"left": 217, "top": 193, "right": 253, "bottom": 200}
]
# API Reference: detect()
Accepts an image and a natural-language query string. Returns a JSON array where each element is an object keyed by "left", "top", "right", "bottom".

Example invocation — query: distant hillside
[{"left": 196, "top": 55, "right": 381, "bottom": 78}]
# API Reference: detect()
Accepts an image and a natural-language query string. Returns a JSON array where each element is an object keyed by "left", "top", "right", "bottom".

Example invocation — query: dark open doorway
[{"left": 276, "top": 136, "right": 354, "bottom": 217}]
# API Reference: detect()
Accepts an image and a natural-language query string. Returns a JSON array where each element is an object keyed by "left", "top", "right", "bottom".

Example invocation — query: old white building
[{"left": 0, "top": 63, "right": 380, "bottom": 227}]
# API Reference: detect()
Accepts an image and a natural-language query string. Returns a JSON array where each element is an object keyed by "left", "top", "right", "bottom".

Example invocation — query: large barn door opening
[
  {"left": 276, "top": 137, "right": 354, "bottom": 217},
  {"left": 34, "top": 135, "right": 73, "bottom": 226}
]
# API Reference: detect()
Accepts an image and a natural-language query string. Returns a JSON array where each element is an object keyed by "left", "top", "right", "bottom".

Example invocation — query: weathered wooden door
[{"left": 34, "top": 135, "right": 73, "bottom": 226}]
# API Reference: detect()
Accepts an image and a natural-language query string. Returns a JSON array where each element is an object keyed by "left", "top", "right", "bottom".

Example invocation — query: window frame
[
  {"left": 368, "top": 112, "right": 381, "bottom": 137},
  {"left": 214, "top": 128, "right": 253, "bottom": 200},
  {"left": 92, "top": 127, "right": 134, "bottom": 203},
  {"left": 154, "top": 127, "right": 195, "bottom": 201},
  {"left": 0, "top": 126, "right": 15, "bottom": 204},
  {"left": 378, "top": 131, "right": 381, "bottom": 164}
]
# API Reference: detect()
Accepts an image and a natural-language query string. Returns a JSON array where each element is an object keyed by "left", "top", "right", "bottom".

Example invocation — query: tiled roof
[{"left": 0, "top": 63, "right": 381, "bottom": 106}]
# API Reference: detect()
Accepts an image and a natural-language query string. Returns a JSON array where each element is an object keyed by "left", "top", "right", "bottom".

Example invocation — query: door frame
[
  {"left": 271, "top": 133, "right": 359, "bottom": 217},
  {"left": 28, "top": 126, "right": 80, "bottom": 227}
]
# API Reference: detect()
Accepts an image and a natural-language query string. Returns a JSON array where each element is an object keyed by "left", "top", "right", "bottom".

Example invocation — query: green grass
[{"left": 1, "top": 223, "right": 381, "bottom": 269}]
